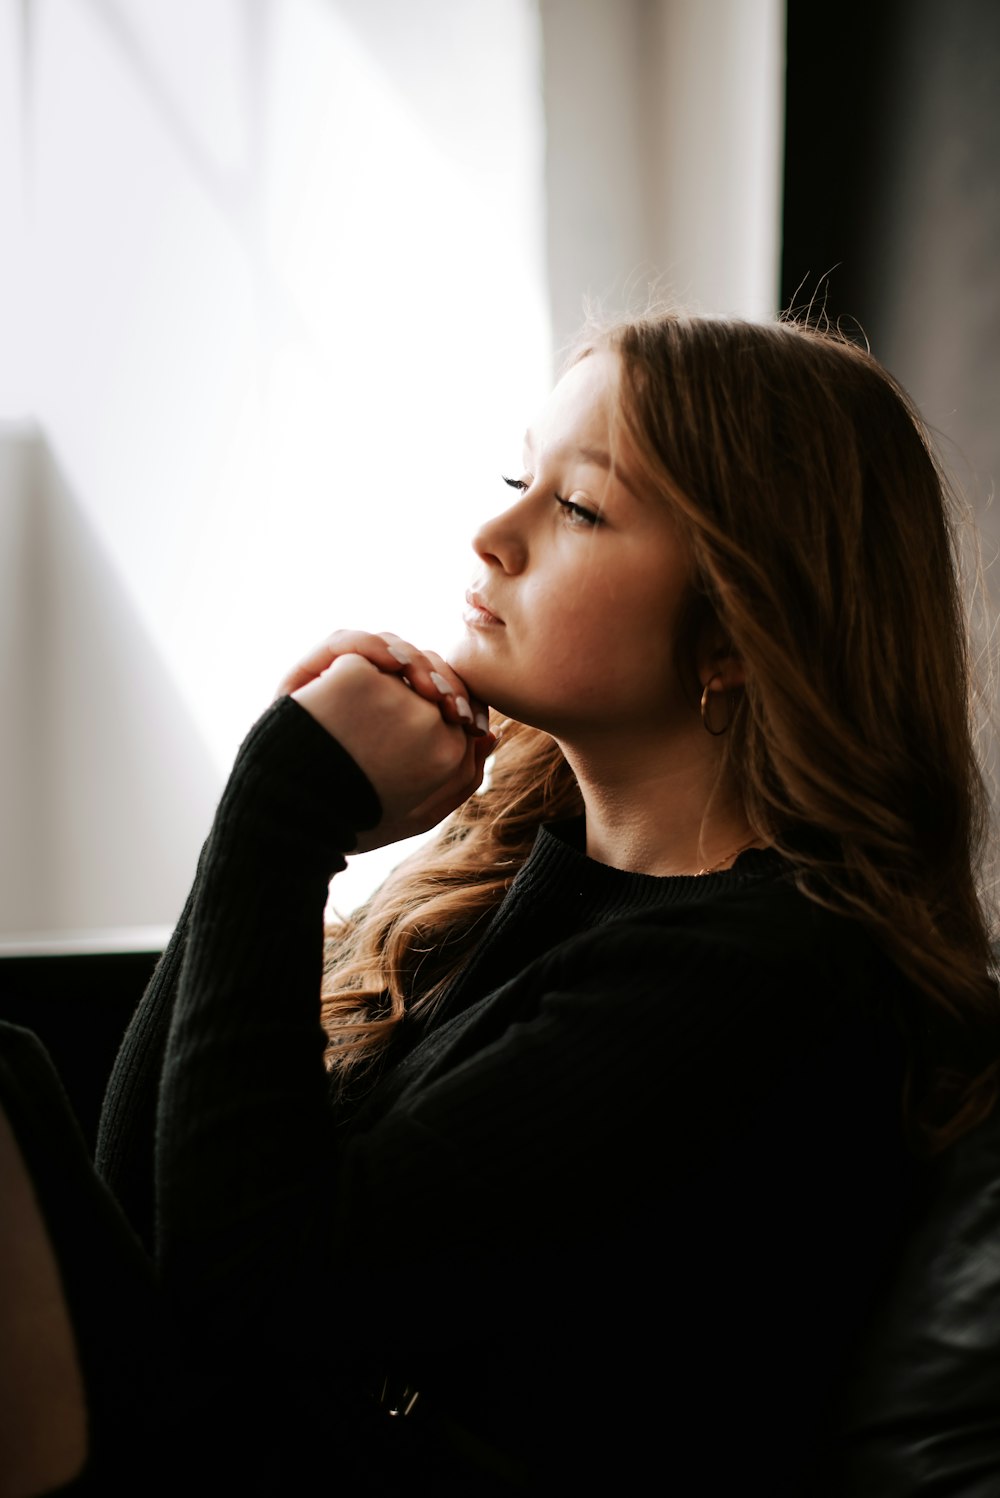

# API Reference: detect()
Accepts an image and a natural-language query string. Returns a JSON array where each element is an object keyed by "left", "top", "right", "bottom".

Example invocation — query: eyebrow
[{"left": 523, "top": 430, "right": 641, "bottom": 499}]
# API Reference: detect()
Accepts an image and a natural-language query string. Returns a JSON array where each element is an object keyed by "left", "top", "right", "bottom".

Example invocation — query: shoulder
[
  {"left": 550, "top": 859, "right": 892, "bottom": 1009},
  {"left": 527, "top": 860, "right": 908, "bottom": 1123}
]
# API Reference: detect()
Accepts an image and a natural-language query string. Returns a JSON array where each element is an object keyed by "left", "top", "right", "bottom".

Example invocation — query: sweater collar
[{"left": 517, "top": 816, "right": 788, "bottom": 910}]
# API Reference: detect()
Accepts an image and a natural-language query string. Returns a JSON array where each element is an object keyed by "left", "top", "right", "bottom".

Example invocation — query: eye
[
  {"left": 556, "top": 495, "right": 601, "bottom": 527},
  {"left": 501, "top": 474, "right": 600, "bottom": 526}
]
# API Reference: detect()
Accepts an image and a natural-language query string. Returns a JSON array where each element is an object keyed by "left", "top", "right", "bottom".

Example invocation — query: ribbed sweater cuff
[{"left": 208, "top": 694, "right": 382, "bottom": 878}]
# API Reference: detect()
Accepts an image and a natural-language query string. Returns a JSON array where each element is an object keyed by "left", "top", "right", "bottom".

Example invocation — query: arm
[
  {"left": 155, "top": 695, "right": 380, "bottom": 1351},
  {"left": 154, "top": 634, "right": 490, "bottom": 1363},
  {"left": 98, "top": 628, "right": 489, "bottom": 1251}
]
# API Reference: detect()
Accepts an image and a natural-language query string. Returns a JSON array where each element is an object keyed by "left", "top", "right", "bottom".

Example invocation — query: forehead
[{"left": 526, "top": 350, "right": 621, "bottom": 452}]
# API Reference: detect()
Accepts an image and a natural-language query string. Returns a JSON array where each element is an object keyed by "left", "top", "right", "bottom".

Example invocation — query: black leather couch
[{"left": 825, "top": 1106, "right": 1000, "bottom": 1495}]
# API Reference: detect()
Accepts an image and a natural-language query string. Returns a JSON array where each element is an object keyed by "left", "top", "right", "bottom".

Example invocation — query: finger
[
  {"left": 276, "top": 630, "right": 416, "bottom": 698},
  {"left": 441, "top": 650, "right": 490, "bottom": 735},
  {"left": 422, "top": 648, "right": 483, "bottom": 732},
  {"left": 472, "top": 732, "right": 499, "bottom": 780},
  {"left": 377, "top": 634, "right": 461, "bottom": 715},
  {"left": 354, "top": 719, "right": 489, "bottom": 850},
  {"left": 377, "top": 637, "right": 477, "bottom": 729},
  {"left": 468, "top": 700, "right": 491, "bottom": 737}
]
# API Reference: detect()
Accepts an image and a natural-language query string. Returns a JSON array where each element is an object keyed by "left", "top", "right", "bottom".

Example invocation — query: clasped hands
[{"left": 275, "top": 630, "right": 495, "bottom": 853}]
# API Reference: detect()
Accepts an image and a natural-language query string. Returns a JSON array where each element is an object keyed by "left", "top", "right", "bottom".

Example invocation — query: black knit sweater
[{"left": 96, "top": 696, "right": 917, "bottom": 1493}]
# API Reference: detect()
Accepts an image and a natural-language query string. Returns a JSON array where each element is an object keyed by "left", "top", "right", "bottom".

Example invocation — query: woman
[{"left": 97, "top": 311, "right": 1000, "bottom": 1493}]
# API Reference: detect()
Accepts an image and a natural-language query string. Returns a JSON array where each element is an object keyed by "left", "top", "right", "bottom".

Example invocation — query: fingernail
[
  {"left": 455, "top": 696, "right": 474, "bottom": 721},
  {"left": 386, "top": 643, "right": 411, "bottom": 665},
  {"left": 474, "top": 710, "right": 490, "bottom": 733},
  {"left": 430, "top": 671, "right": 453, "bottom": 695}
]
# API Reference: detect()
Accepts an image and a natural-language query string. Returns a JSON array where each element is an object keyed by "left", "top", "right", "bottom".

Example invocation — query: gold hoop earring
[{"left": 700, "top": 674, "right": 731, "bottom": 736}]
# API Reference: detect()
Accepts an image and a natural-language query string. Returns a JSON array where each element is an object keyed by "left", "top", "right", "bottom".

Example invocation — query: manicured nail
[
  {"left": 430, "top": 671, "right": 453, "bottom": 695},
  {"left": 474, "top": 710, "right": 490, "bottom": 733},
  {"left": 386, "top": 643, "right": 411, "bottom": 665},
  {"left": 455, "top": 696, "right": 473, "bottom": 721}
]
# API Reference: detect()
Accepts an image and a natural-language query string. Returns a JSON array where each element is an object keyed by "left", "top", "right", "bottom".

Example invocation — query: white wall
[{"left": 0, "top": 422, "right": 221, "bottom": 946}]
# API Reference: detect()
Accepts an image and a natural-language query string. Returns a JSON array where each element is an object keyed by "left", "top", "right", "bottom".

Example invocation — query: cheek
[
  {"left": 571, "top": 568, "right": 681, "bottom": 656},
  {"left": 448, "top": 554, "right": 688, "bottom": 720},
  {"left": 536, "top": 593, "right": 669, "bottom": 709},
  {"left": 580, "top": 570, "right": 690, "bottom": 697}
]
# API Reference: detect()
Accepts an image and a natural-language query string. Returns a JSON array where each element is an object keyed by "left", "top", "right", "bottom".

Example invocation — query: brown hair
[{"left": 321, "top": 311, "right": 1000, "bottom": 1151}]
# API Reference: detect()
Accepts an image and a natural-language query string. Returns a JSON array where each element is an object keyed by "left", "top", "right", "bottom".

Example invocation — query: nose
[{"left": 471, "top": 494, "right": 529, "bottom": 575}]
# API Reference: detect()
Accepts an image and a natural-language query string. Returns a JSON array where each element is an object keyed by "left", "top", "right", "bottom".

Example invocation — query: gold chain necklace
[{"left": 693, "top": 836, "right": 763, "bottom": 876}]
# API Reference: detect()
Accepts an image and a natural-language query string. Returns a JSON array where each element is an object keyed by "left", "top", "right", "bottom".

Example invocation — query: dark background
[
  {"left": 3, "top": 0, "right": 999, "bottom": 1151},
  {"left": 0, "top": 954, "right": 159, "bottom": 1148},
  {"left": 781, "top": 0, "right": 1000, "bottom": 569}
]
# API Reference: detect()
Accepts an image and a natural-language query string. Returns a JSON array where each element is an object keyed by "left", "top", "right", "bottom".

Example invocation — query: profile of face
[{"left": 449, "top": 349, "right": 702, "bottom": 745}]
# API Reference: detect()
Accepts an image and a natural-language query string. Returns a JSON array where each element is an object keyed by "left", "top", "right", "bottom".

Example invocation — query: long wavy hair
[{"left": 321, "top": 311, "right": 1000, "bottom": 1153}]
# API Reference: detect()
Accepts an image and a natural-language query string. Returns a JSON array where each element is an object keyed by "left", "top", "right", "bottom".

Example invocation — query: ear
[{"left": 697, "top": 640, "right": 745, "bottom": 694}]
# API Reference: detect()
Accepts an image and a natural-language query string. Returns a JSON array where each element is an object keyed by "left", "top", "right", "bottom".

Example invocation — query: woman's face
[{"left": 449, "top": 349, "right": 698, "bottom": 741}]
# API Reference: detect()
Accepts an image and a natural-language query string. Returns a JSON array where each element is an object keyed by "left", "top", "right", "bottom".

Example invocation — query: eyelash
[{"left": 500, "top": 474, "right": 601, "bottom": 527}]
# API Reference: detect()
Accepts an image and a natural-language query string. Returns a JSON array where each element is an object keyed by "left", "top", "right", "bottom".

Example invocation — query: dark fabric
[
  {"left": 0, "top": 1021, "right": 193, "bottom": 1494},
  {"left": 93, "top": 695, "right": 927, "bottom": 1492}
]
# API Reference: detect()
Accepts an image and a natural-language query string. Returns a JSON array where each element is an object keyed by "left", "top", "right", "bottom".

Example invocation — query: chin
[
  {"left": 444, "top": 633, "right": 492, "bottom": 696},
  {"left": 447, "top": 631, "right": 563, "bottom": 730}
]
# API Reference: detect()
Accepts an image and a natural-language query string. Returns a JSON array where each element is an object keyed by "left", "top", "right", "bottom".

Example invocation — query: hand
[
  {"left": 276, "top": 630, "right": 496, "bottom": 852},
  {"left": 277, "top": 630, "right": 490, "bottom": 736}
]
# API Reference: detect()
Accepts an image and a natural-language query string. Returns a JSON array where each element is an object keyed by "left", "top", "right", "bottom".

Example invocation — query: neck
[{"left": 558, "top": 723, "right": 758, "bottom": 877}]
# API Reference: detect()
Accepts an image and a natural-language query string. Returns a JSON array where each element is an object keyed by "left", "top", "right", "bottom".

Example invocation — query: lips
[{"left": 464, "top": 589, "right": 504, "bottom": 626}]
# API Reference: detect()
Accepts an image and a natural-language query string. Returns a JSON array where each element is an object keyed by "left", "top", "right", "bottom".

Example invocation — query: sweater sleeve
[
  {"left": 153, "top": 696, "right": 380, "bottom": 1355},
  {"left": 95, "top": 879, "right": 199, "bottom": 1249},
  {"left": 95, "top": 697, "right": 379, "bottom": 1260}
]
